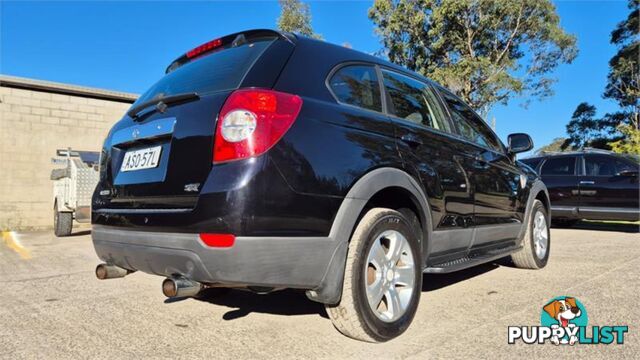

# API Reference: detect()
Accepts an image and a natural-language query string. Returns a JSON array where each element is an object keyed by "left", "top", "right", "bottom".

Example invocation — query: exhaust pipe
[
  {"left": 95, "top": 263, "right": 131, "bottom": 280},
  {"left": 162, "top": 276, "right": 202, "bottom": 298}
]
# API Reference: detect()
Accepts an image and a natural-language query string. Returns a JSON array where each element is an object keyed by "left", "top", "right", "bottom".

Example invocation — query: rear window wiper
[{"left": 128, "top": 92, "right": 200, "bottom": 119}]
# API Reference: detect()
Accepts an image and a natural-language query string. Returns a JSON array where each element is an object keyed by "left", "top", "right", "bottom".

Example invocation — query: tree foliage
[
  {"left": 563, "top": 103, "right": 610, "bottom": 149},
  {"left": 564, "top": 0, "right": 639, "bottom": 150},
  {"left": 606, "top": 0, "right": 639, "bottom": 113},
  {"left": 536, "top": 137, "right": 571, "bottom": 154},
  {"left": 609, "top": 125, "right": 640, "bottom": 154},
  {"left": 277, "top": 0, "right": 322, "bottom": 39},
  {"left": 368, "top": 0, "right": 577, "bottom": 115}
]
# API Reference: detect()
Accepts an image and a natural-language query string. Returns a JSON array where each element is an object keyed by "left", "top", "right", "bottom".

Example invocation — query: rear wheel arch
[
  {"left": 358, "top": 187, "right": 426, "bottom": 253},
  {"left": 307, "top": 167, "right": 432, "bottom": 305}
]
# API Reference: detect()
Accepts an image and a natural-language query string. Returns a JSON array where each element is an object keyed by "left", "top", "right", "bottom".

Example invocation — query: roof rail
[
  {"left": 581, "top": 147, "right": 614, "bottom": 154},
  {"left": 539, "top": 150, "right": 564, "bottom": 155}
]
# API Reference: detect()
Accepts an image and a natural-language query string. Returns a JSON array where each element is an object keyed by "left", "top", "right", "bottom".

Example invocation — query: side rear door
[
  {"left": 579, "top": 154, "right": 640, "bottom": 220},
  {"left": 539, "top": 155, "right": 579, "bottom": 218},
  {"left": 380, "top": 69, "right": 474, "bottom": 262},
  {"left": 437, "top": 89, "right": 525, "bottom": 250}
]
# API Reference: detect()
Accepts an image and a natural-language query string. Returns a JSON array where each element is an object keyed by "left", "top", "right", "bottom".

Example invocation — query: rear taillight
[{"left": 213, "top": 89, "right": 303, "bottom": 163}]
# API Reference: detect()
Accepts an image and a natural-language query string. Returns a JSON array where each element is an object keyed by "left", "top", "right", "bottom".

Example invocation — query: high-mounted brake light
[
  {"left": 213, "top": 89, "right": 303, "bottom": 163},
  {"left": 199, "top": 233, "right": 235, "bottom": 248},
  {"left": 186, "top": 38, "right": 223, "bottom": 59}
]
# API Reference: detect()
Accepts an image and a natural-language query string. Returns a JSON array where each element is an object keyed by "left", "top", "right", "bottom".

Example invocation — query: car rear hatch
[{"left": 98, "top": 30, "right": 295, "bottom": 210}]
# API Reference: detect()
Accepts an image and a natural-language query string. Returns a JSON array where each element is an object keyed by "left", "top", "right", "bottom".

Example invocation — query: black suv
[
  {"left": 522, "top": 149, "right": 639, "bottom": 225},
  {"left": 92, "top": 30, "right": 550, "bottom": 342}
]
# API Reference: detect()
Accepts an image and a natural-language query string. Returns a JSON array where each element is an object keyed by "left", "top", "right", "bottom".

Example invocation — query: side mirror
[
  {"left": 507, "top": 133, "right": 534, "bottom": 154},
  {"left": 617, "top": 169, "right": 639, "bottom": 177}
]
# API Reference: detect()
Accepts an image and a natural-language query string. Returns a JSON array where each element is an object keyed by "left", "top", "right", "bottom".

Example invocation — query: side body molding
[{"left": 306, "top": 167, "right": 432, "bottom": 304}]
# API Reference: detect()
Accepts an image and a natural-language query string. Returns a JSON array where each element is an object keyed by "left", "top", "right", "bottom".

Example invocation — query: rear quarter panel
[{"left": 271, "top": 38, "right": 404, "bottom": 197}]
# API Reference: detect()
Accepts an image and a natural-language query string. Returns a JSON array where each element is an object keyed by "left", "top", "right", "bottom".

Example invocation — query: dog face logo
[
  {"left": 509, "top": 296, "right": 627, "bottom": 345},
  {"left": 543, "top": 297, "right": 582, "bottom": 327},
  {"left": 541, "top": 296, "right": 588, "bottom": 345}
]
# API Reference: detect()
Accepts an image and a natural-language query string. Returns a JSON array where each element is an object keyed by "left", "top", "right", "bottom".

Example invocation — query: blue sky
[{"left": 0, "top": 1, "right": 629, "bottom": 150}]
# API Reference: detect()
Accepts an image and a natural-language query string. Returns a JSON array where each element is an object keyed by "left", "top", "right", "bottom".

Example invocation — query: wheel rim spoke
[
  {"left": 394, "top": 265, "right": 414, "bottom": 287},
  {"left": 367, "top": 277, "right": 385, "bottom": 310},
  {"left": 385, "top": 232, "right": 403, "bottom": 263},
  {"left": 369, "top": 240, "right": 386, "bottom": 269},
  {"left": 385, "top": 287, "right": 402, "bottom": 319}
]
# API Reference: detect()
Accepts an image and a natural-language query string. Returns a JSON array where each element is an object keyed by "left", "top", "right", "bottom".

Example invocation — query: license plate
[{"left": 120, "top": 146, "right": 162, "bottom": 172}]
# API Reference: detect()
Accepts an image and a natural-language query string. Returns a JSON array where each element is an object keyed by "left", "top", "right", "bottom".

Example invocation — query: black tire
[
  {"left": 54, "top": 205, "right": 73, "bottom": 237},
  {"left": 325, "top": 208, "right": 422, "bottom": 342},
  {"left": 510, "top": 200, "right": 550, "bottom": 269}
]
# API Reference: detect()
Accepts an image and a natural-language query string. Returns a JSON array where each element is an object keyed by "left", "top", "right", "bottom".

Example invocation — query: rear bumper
[{"left": 92, "top": 225, "right": 340, "bottom": 289}]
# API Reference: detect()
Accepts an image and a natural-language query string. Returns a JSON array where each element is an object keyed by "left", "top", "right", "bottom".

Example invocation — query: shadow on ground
[
  {"left": 422, "top": 262, "right": 499, "bottom": 291},
  {"left": 191, "top": 288, "right": 329, "bottom": 320},
  {"left": 188, "top": 262, "right": 501, "bottom": 320},
  {"left": 68, "top": 230, "right": 91, "bottom": 237}
]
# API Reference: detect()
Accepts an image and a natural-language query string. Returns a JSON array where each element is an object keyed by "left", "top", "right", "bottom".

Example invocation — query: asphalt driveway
[{"left": 1, "top": 223, "right": 638, "bottom": 359}]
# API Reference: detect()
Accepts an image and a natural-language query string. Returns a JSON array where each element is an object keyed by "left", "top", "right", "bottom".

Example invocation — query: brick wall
[{"left": 0, "top": 80, "right": 135, "bottom": 230}]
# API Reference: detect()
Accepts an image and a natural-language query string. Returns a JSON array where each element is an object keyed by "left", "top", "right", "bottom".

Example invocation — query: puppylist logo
[{"left": 508, "top": 296, "right": 628, "bottom": 345}]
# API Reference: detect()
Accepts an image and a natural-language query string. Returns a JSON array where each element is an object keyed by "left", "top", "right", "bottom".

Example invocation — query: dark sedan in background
[{"left": 522, "top": 149, "right": 639, "bottom": 226}]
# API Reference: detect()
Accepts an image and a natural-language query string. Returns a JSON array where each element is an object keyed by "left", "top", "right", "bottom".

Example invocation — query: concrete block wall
[{"left": 0, "top": 82, "right": 135, "bottom": 230}]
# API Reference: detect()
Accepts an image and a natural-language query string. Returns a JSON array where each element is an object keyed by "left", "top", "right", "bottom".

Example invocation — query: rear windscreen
[{"left": 133, "top": 38, "right": 275, "bottom": 105}]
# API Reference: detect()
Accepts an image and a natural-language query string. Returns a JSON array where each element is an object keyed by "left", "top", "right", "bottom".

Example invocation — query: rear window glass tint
[
  {"left": 329, "top": 65, "right": 382, "bottom": 112},
  {"left": 541, "top": 157, "right": 576, "bottom": 176},
  {"left": 134, "top": 38, "right": 274, "bottom": 105}
]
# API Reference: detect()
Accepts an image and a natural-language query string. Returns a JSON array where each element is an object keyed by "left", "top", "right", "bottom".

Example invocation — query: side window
[
  {"left": 615, "top": 159, "right": 638, "bottom": 174},
  {"left": 328, "top": 65, "right": 382, "bottom": 112},
  {"left": 585, "top": 155, "right": 636, "bottom": 176},
  {"left": 439, "top": 90, "right": 502, "bottom": 152},
  {"left": 541, "top": 157, "right": 576, "bottom": 176},
  {"left": 584, "top": 155, "right": 615, "bottom": 176},
  {"left": 521, "top": 158, "right": 543, "bottom": 171},
  {"left": 381, "top": 70, "right": 452, "bottom": 133}
]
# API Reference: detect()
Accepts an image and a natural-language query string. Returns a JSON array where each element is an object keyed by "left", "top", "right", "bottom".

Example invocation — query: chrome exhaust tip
[
  {"left": 162, "top": 276, "right": 202, "bottom": 298},
  {"left": 95, "top": 263, "right": 131, "bottom": 280}
]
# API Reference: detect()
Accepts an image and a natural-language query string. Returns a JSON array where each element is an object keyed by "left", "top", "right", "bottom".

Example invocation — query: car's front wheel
[
  {"left": 326, "top": 208, "right": 422, "bottom": 342},
  {"left": 510, "top": 200, "right": 550, "bottom": 269}
]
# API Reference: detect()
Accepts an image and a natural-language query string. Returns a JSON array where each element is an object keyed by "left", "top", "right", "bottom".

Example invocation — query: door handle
[
  {"left": 400, "top": 134, "right": 423, "bottom": 147},
  {"left": 579, "top": 180, "right": 595, "bottom": 185}
]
